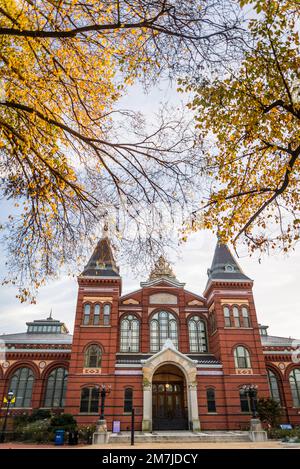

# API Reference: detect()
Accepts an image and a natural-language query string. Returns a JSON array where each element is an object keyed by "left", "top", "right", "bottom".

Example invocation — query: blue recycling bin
[{"left": 54, "top": 429, "right": 65, "bottom": 446}]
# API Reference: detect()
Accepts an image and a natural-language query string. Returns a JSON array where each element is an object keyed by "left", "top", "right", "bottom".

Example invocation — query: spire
[
  {"left": 82, "top": 237, "right": 120, "bottom": 277},
  {"left": 149, "top": 256, "right": 176, "bottom": 280},
  {"left": 207, "top": 241, "right": 251, "bottom": 281},
  {"left": 47, "top": 308, "right": 53, "bottom": 320}
]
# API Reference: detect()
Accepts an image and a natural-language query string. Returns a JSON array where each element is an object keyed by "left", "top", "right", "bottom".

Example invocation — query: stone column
[
  {"left": 142, "top": 383, "right": 152, "bottom": 432},
  {"left": 188, "top": 383, "right": 201, "bottom": 432}
]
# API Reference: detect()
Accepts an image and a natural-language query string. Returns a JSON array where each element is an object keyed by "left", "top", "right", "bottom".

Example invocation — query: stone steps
[{"left": 108, "top": 431, "right": 251, "bottom": 443}]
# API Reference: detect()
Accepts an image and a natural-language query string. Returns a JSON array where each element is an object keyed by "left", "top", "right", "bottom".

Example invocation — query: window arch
[
  {"left": 9, "top": 367, "right": 34, "bottom": 408},
  {"left": 150, "top": 310, "right": 178, "bottom": 352},
  {"left": 206, "top": 388, "right": 216, "bottom": 413},
  {"left": 80, "top": 387, "right": 99, "bottom": 413},
  {"left": 188, "top": 316, "right": 208, "bottom": 352},
  {"left": 267, "top": 369, "right": 281, "bottom": 404},
  {"left": 234, "top": 346, "right": 251, "bottom": 369},
  {"left": 233, "top": 306, "right": 240, "bottom": 327},
  {"left": 84, "top": 344, "right": 102, "bottom": 368},
  {"left": 242, "top": 307, "right": 251, "bottom": 327},
  {"left": 120, "top": 315, "right": 140, "bottom": 352},
  {"left": 223, "top": 306, "right": 231, "bottom": 327},
  {"left": 289, "top": 368, "right": 300, "bottom": 407},
  {"left": 44, "top": 367, "right": 68, "bottom": 408},
  {"left": 103, "top": 304, "right": 111, "bottom": 325},
  {"left": 93, "top": 304, "right": 100, "bottom": 325},
  {"left": 83, "top": 304, "right": 91, "bottom": 325},
  {"left": 124, "top": 388, "right": 133, "bottom": 413}
]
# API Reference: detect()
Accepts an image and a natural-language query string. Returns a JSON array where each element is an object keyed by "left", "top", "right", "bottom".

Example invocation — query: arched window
[
  {"left": 80, "top": 387, "right": 99, "bottom": 413},
  {"left": 9, "top": 367, "right": 34, "bottom": 408},
  {"left": 206, "top": 388, "right": 216, "bottom": 413},
  {"left": 150, "top": 311, "right": 178, "bottom": 352},
  {"left": 233, "top": 306, "right": 240, "bottom": 327},
  {"left": 289, "top": 368, "right": 300, "bottom": 407},
  {"left": 267, "top": 369, "right": 281, "bottom": 404},
  {"left": 124, "top": 388, "right": 133, "bottom": 413},
  {"left": 44, "top": 367, "right": 68, "bottom": 408},
  {"left": 103, "top": 304, "right": 111, "bottom": 325},
  {"left": 223, "top": 306, "right": 231, "bottom": 327},
  {"left": 234, "top": 346, "right": 251, "bottom": 369},
  {"left": 93, "top": 304, "right": 100, "bottom": 325},
  {"left": 188, "top": 316, "right": 208, "bottom": 352},
  {"left": 120, "top": 315, "right": 140, "bottom": 352},
  {"left": 242, "top": 307, "right": 251, "bottom": 327},
  {"left": 83, "top": 304, "right": 91, "bottom": 325},
  {"left": 84, "top": 345, "right": 102, "bottom": 368}
]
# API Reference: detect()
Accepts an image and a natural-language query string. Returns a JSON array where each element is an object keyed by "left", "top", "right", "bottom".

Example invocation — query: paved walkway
[{"left": 0, "top": 441, "right": 299, "bottom": 449}]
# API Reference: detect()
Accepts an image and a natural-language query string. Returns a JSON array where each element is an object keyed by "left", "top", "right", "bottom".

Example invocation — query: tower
[
  {"left": 64, "top": 236, "right": 121, "bottom": 421},
  {"left": 204, "top": 241, "right": 269, "bottom": 428}
]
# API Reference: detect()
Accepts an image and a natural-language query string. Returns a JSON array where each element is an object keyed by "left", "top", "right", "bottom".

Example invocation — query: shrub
[
  {"left": 257, "top": 398, "right": 282, "bottom": 428},
  {"left": 13, "top": 413, "right": 31, "bottom": 429},
  {"left": 21, "top": 419, "right": 52, "bottom": 442},
  {"left": 78, "top": 424, "right": 96, "bottom": 444},
  {"left": 50, "top": 413, "right": 77, "bottom": 432},
  {"left": 29, "top": 409, "right": 52, "bottom": 422},
  {"left": 268, "top": 427, "right": 300, "bottom": 441}
]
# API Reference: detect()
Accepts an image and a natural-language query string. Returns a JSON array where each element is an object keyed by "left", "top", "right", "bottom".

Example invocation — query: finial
[
  {"left": 47, "top": 309, "right": 53, "bottom": 320},
  {"left": 149, "top": 256, "right": 175, "bottom": 280}
]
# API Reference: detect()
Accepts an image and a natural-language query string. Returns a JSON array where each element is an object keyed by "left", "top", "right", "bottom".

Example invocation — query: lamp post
[
  {"left": 99, "top": 384, "right": 111, "bottom": 421},
  {"left": 93, "top": 384, "right": 111, "bottom": 444},
  {"left": 0, "top": 390, "right": 15, "bottom": 443},
  {"left": 242, "top": 384, "right": 258, "bottom": 418}
]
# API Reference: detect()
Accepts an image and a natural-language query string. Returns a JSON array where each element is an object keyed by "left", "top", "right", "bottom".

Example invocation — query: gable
[
  {"left": 122, "top": 298, "right": 140, "bottom": 305},
  {"left": 149, "top": 293, "right": 177, "bottom": 305}
]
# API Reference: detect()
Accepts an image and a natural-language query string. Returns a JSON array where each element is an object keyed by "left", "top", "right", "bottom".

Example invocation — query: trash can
[
  {"left": 54, "top": 429, "right": 65, "bottom": 446},
  {"left": 68, "top": 430, "right": 78, "bottom": 446}
]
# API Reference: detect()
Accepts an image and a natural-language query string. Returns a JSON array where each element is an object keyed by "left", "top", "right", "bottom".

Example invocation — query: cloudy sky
[
  {"left": 0, "top": 82, "right": 299, "bottom": 339},
  {"left": 0, "top": 229, "right": 299, "bottom": 339}
]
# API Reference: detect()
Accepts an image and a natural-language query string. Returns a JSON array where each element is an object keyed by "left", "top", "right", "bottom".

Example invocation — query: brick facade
[{"left": 1, "top": 239, "right": 300, "bottom": 430}]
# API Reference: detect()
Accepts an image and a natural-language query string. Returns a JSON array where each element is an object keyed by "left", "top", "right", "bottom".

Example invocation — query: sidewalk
[{"left": 0, "top": 441, "right": 299, "bottom": 449}]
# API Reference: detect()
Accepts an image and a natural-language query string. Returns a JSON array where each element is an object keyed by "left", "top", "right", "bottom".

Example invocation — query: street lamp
[
  {"left": 98, "top": 384, "right": 111, "bottom": 421},
  {"left": 242, "top": 384, "right": 258, "bottom": 418},
  {"left": 93, "top": 384, "right": 112, "bottom": 444},
  {"left": 0, "top": 390, "right": 15, "bottom": 443}
]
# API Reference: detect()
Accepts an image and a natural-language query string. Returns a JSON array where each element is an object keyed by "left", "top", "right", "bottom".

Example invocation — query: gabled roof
[
  {"left": 206, "top": 241, "right": 252, "bottom": 282},
  {"left": 140, "top": 276, "right": 185, "bottom": 288},
  {"left": 81, "top": 237, "right": 120, "bottom": 277}
]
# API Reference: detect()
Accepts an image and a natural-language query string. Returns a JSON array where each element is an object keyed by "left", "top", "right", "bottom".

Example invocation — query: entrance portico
[{"left": 141, "top": 340, "right": 200, "bottom": 432}]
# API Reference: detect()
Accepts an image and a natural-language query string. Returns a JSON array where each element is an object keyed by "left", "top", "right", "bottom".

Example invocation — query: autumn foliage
[{"left": 181, "top": 0, "right": 300, "bottom": 254}]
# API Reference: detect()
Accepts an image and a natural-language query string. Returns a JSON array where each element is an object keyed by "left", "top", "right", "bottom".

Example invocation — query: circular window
[{"left": 225, "top": 264, "right": 234, "bottom": 272}]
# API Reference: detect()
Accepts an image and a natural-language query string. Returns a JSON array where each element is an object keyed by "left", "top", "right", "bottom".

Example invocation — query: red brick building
[{"left": 1, "top": 238, "right": 300, "bottom": 431}]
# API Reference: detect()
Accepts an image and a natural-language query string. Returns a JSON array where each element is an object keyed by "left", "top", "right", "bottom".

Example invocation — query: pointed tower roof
[
  {"left": 81, "top": 237, "right": 120, "bottom": 277},
  {"left": 207, "top": 241, "right": 252, "bottom": 282}
]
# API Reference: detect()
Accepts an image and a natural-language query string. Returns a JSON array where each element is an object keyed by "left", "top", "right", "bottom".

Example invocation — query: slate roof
[
  {"left": 0, "top": 332, "right": 73, "bottom": 345},
  {"left": 207, "top": 242, "right": 252, "bottom": 282},
  {"left": 81, "top": 237, "right": 120, "bottom": 277},
  {"left": 261, "top": 335, "right": 297, "bottom": 347}
]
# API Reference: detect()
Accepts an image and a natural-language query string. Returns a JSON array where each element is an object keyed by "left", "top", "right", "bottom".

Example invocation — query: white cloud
[{"left": 0, "top": 230, "right": 299, "bottom": 340}]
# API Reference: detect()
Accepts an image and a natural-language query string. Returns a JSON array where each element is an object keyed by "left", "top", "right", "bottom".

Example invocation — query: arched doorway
[{"left": 152, "top": 364, "right": 188, "bottom": 430}]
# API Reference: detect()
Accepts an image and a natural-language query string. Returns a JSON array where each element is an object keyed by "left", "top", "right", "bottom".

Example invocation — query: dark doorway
[{"left": 152, "top": 364, "right": 188, "bottom": 430}]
